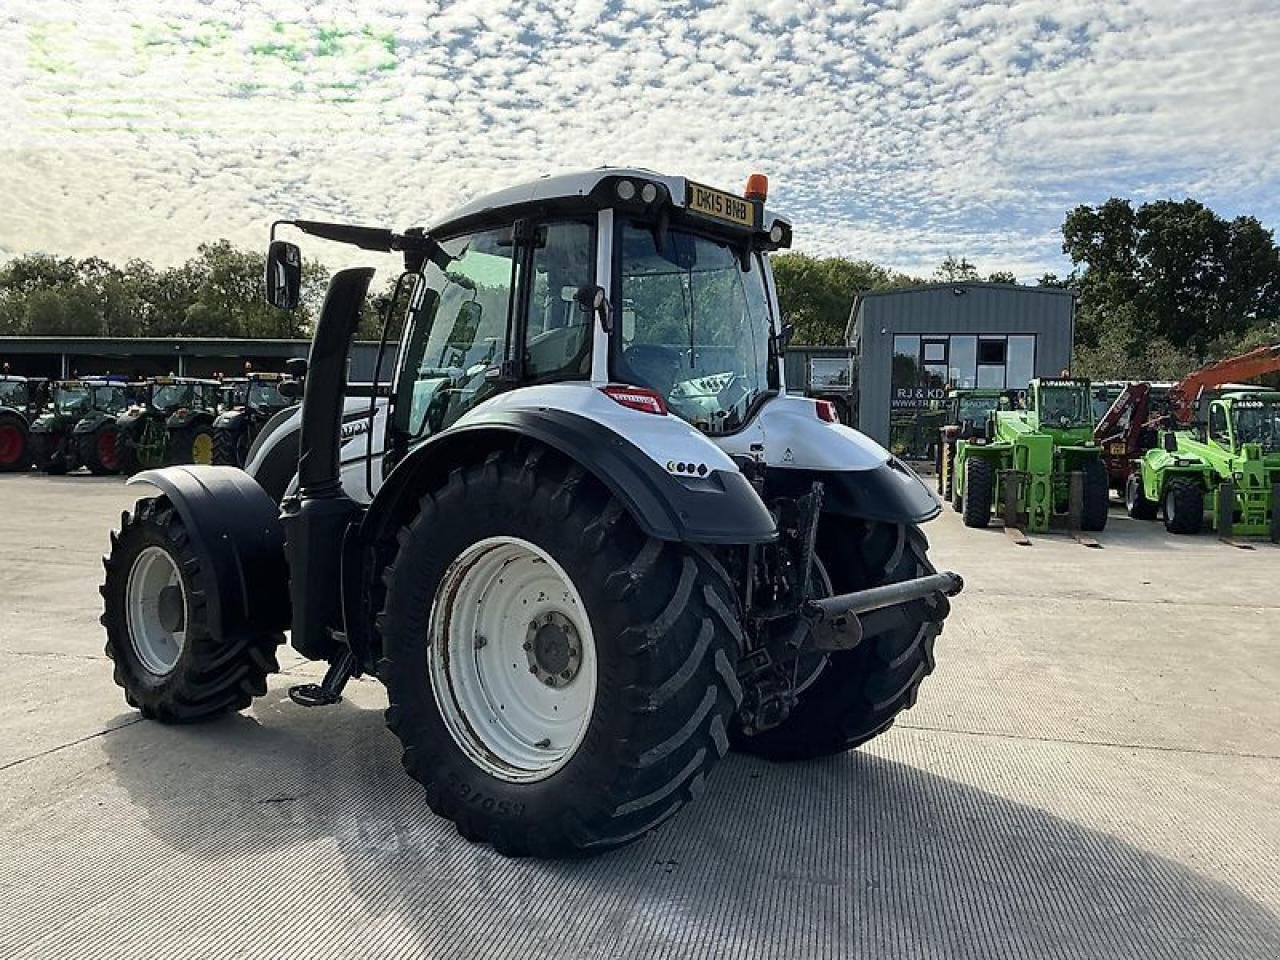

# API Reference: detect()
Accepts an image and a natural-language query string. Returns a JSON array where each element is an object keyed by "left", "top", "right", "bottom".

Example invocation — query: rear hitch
[{"left": 801, "top": 571, "right": 964, "bottom": 651}]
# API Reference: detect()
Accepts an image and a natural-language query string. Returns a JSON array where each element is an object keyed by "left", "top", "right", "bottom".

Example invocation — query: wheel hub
[
  {"left": 157, "top": 584, "right": 185, "bottom": 633},
  {"left": 525, "top": 612, "right": 581, "bottom": 687}
]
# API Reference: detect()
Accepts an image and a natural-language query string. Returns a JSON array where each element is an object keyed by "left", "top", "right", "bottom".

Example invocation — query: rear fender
[
  {"left": 167, "top": 409, "right": 213, "bottom": 431},
  {"left": 361, "top": 407, "right": 778, "bottom": 547},
  {"left": 126, "top": 465, "right": 290, "bottom": 638},
  {"left": 72, "top": 411, "right": 114, "bottom": 435},
  {"left": 214, "top": 409, "right": 247, "bottom": 431}
]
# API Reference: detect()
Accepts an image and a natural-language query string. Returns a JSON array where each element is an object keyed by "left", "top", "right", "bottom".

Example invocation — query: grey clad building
[{"left": 846, "top": 282, "right": 1076, "bottom": 458}]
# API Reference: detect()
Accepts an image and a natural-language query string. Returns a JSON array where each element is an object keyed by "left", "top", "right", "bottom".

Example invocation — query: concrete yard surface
[{"left": 1, "top": 472, "right": 1277, "bottom": 959}]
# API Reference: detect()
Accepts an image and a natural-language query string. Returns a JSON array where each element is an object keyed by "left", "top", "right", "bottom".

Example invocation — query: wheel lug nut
[
  {"left": 543, "top": 676, "right": 555, "bottom": 686},
  {"left": 522, "top": 641, "right": 532, "bottom": 651},
  {"left": 529, "top": 665, "right": 538, "bottom": 674},
  {"left": 561, "top": 670, "right": 572, "bottom": 679}
]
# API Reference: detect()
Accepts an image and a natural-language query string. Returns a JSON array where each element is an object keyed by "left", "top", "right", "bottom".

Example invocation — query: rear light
[
  {"left": 815, "top": 399, "right": 839, "bottom": 422},
  {"left": 601, "top": 385, "right": 667, "bottom": 415}
]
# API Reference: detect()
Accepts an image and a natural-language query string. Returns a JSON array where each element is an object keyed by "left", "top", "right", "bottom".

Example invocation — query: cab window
[
  {"left": 524, "top": 221, "right": 595, "bottom": 382},
  {"left": 396, "top": 228, "right": 517, "bottom": 440},
  {"left": 1209, "top": 404, "right": 1231, "bottom": 447}
]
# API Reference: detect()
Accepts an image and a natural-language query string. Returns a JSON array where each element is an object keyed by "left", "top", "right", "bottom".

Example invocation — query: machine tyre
[
  {"left": 0, "top": 414, "right": 30, "bottom": 472},
  {"left": 168, "top": 423, "right": 216, "bottom": 466},
  {"left": 1163, "top": 478, "right": 1204, "bottom": 535},
  {"left": 1079, "top": 458, "right": 1110, "bottom": 531},
  {"left": 1125, "top": 473, "right": 1157, "bottom": 521},
  {"left": 961, "top": 458, "right": 992, "bottom": 528},
  {"left": 378, "top": 447, "right": 743, "bottom": 857},
  {"left": 213, "top": 424, "right": 250, "bottom": 467},
  {"left": 78, "top": 425, "right": 121, "bottom": 475},
  {"left": 732, "top": 519, "right": 946, "bottom": 762},
  {"left": 101, "top": 496, "right": 282, "bottom": 722}
]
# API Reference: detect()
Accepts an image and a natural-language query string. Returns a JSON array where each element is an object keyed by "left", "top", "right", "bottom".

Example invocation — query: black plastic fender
[
  {"left": 363, "top": 408, "right": 778, "bottom": 546},
  {"left": 72, "top": 411, "right": 115, "bottom": 435},
  {"left": 127, "top": 465, "right": 290, "bottom": 638},
  {"left": 213, "top": 409, "right": 247, "bottom": 431},
  {"left": 765, "top": 457, "right": 942, "bottom": 525},
  {"left": 166, "top": 408, "right": 214, "bottom": 431}
]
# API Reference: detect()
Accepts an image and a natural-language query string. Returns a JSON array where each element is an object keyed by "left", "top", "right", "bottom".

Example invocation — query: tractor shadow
[{"left": 101, "top": 688, "right": 1280, "bottom": 959}]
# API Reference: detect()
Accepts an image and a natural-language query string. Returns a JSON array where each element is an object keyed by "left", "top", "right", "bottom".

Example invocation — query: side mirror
[
  {"left": 278, "top": 380, "right": 303, "bottom": 401},
  {"left": 265, "top": 240, "right": 302, "bottom": 310},
  {"left": 574, "top": 284, "right": 613, "bottom": 333},
  {"left": 775, "top": 322, "right": 796, "bottom": 350},
  {"left": 284, "top": 357, "right": 308, "bottom": 380},
  {"left": 1162, "top": 431, "right": 1178, "bottom": 453}
]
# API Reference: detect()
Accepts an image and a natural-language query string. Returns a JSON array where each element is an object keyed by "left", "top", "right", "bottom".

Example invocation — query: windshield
[
  {"left": 1038, "top": 386, "right": 1091, "bottom": 427},
  {"left": 0, "top": 381, "right": 28, "bottom": 407},
  {"left": 956, "top": 395, "right": 997, "bottom": 423},
  {"left": 55, "top": 385, "right": 92, "bottom": 416},
  {"left": 93, "top": 385, "right": 128, "bottom": 413},
  {"left": 1232, "top": 400, "right": 1280, "bottom": 452},
  {"left": 152, "top": 384, "right": 195, "bottom": 411},
  {"left": 1091, "top": 387, "right": 1119, "bottom": 423},
  {"left": 615, "top": 222, "right": 773, "bottom": 435},
  {"left": 248, "top": 381, "right": 284, "bottom": 409}
]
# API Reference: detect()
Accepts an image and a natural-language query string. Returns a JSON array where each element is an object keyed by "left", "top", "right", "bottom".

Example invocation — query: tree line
[{"left": 2, "top": 197, "right": 1277, "bottom": 379}]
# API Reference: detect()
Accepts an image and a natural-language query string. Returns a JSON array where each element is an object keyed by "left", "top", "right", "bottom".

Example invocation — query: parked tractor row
[{"left": 0, "top": 372, "right": 297, "bottom": 476}]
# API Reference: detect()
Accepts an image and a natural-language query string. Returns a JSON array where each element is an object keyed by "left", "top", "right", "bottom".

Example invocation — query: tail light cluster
[
  {"left": 815, "top": 399, "right": 839, "bottom": 423},
  {"left": 600, "top": 385, "right": 667, "bottom": 416}
]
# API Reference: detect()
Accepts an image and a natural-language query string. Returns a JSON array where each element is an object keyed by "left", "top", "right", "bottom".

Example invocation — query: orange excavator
[{"left": 1094, "top": 342, "right": 1280, "bottom": 488}]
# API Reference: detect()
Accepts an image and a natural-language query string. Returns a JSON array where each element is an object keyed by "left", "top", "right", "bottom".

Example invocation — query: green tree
[{"left": 771, "top": 253, "right": 915, "bottom": 345}]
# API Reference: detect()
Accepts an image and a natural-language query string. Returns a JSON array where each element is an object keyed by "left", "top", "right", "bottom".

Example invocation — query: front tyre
[
  {"left": 1163, "top": 478, "right": 1204, "bottom": 535},
  {"left": 101, "top": 497, "right": 282, "bottom": 722},
  {"left": 379, "top": 447, "right": 743, "bottom": 857},
  {"left": 1125, "top": 472, "right": 1157, "bottom": 521},
  {"left": 961, "top": 457, "right": 993, "bottom": 528},
  {"left": 1079, "top": 458, "right": 1109, "bottom": 531},
  {"left": 734, "top": 518, "right": 948, "bottom": 762}
]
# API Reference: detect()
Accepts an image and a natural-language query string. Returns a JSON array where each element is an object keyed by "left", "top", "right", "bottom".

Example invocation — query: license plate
[{"left": 686, "top": 182, "right": 758, "bottom": 228}]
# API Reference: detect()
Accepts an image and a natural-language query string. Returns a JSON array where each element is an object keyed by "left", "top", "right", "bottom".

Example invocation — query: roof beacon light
[{"left": 745, "top": 173, "right": 769, "bottom": 202}]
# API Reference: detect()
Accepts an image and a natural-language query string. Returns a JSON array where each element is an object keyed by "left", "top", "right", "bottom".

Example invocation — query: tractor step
[{"left": 288, "top": 649, "right": 356, "bottom": 707}]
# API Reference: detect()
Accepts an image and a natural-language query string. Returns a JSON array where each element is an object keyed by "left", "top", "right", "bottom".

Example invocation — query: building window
[{"left": 1006, "top": 335, "right": 1036, "bottom": 392}]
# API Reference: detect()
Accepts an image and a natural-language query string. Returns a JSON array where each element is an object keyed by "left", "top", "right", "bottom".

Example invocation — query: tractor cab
[
  {"left": 143, "top": 377, "right": 220, "bottom": 415},
  {"left": 1208, "top": 392, "right": 1280, "bottom": 458},
  {"left": 219, "top": 377, "right": 250, "bottom": 412},
  {"left": 0, "top": 375, "right": 45, "bottom": 418},
  {"left": 1026, "top": 378, "right": 1094, "bottom": 439},
  {"left": 945, "top": 388, "right": 1006, "bottom": 441}
]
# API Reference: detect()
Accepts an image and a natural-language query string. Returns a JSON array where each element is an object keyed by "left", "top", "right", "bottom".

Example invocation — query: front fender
[
  {"left": 214, "top": 409, "right": 247, "bottom": 431},
  {"left": 364, "top": 408, "right": 778, "bottom": 546},
  {"left": 72, "top": 412, "right": 113, "bottom": 435},
  {"left": 167, "top": 410, "right": 212, "bottom": 430},
  {"left": 29, "top": 414, "right": 60, "bottom": 435},
  {"left": 127, "top": 465, "right": 290, "bottom": 637}
]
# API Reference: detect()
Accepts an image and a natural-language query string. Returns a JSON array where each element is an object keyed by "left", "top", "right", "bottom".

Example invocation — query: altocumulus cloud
[{"left": 1, "top": 0, "right": 1277, "bottom": 279}]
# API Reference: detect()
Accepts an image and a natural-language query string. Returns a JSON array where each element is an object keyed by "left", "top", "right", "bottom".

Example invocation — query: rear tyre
[
  {"left": 167, "top": 424, "right": 215, "bottom": 466},
  {"left": 1125, "top": 472, "right": 1157, "bottom": 521},
  {"left": 213, "top": 424, "right": 250, "bottom": 467},
  {"left": 0, "top": 414, "right": 30, "bottom": 472},
  {"left": 101, "top": 497, "right": 282, "bottom": 722},
  {"left": 961, "top": 458, "right": 993, "bottom": 528},
  {"left": 1079, "top": 458, "right": 1109, "bottom": 531},
  {"left": 78, "top": 425, "right": 121, "bottom": 475},
  {"left": 1163, "top": 478, "right": 1204, "bottom": 535},
  {"left": 733, "top": 519, "right": 948, "bottom": 762},
  {"left": 379, "top": 447, "right": 743, "bottom": 857}
]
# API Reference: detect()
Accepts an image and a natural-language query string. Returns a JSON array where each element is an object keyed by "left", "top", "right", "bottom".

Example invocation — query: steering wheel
[{"left": 621, "top": 344, "right": 682, "bottom": 398}]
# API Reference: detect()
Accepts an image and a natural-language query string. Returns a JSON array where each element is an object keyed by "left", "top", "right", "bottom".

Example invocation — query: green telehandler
[
  {"left": 953, "top": 377, "right": 1109, "bottom": 533},
  {"left": 1129, "top": 391, "right": 1279, "bottom": 539}
]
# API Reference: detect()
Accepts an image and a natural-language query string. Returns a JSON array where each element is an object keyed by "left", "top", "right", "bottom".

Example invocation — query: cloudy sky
[{"left": 1, "top": 0, "right": 1277, "bottom": 279}]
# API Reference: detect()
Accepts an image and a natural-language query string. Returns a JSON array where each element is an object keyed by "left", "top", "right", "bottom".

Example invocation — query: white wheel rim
[
  {"left": 126, "top": 545, "right": 187, "bottom": 675},
  {"left": 428, "top": 536, "right": 597, "bottom": 783}
]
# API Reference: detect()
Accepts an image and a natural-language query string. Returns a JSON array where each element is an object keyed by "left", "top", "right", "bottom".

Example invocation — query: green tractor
[
  {"left": 115, "top": 377, "right": 221, "bottom": 475},
  {"left": 1127, "top": 390, "right": 1279, "bottom": 539},
  {"left": 70, "top": 378, "right": 132, "bottom": 474},
  {"left": 29, "top": 379, "right": 129, "bottom": 474},
  {"left": 0, "top": 374, "right": 46, "bottom": 471},
  {"left": 953, "top": 377, "right": 1109, "bottom": 532},
  {"left": 935, "top": 387, "right": 1008, "bottom": 502}
]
